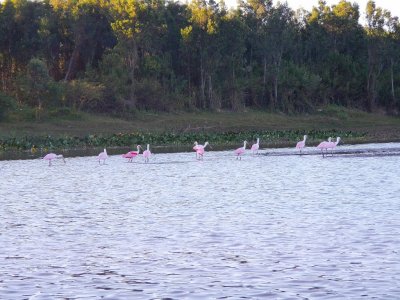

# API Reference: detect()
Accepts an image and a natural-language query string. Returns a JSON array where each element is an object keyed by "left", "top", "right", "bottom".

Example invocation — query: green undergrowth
[{"left": 0, "top": 129, "right": 366, "bottom": 152}]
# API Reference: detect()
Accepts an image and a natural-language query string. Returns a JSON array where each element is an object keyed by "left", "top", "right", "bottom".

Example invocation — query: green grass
[{"left": 0, "top": 106, "right": 399, "bottom": 151}]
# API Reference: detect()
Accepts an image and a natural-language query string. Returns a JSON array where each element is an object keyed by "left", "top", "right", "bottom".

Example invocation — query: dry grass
[{"left": 1, "top": 108, "right": 400, "bottom": 143}]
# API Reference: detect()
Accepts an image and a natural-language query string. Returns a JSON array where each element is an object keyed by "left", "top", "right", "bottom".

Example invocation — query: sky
[{"left": 226, "top": 0, "right": 400, "bottom": 18}]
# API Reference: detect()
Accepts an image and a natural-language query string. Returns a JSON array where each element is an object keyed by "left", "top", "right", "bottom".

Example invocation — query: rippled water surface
[{"left": 1, "top": 143, "right": 400, "bottom": 299}]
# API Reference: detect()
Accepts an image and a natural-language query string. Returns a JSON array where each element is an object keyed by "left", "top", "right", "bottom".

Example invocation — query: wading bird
[
  {"left": 194, "top": 142, "right": 210, "bottom": 160},
  {"left": 296, "top": 135, "right": 307, "bottom": 154},
  {"left": 97, "top": 149, "right": 108, "bottom": 164},
  {"left": 43, "top": 153, "right": 66, "bottom": 166},
  {"left": 143, "top": 144, "right": 151, "bottom": 163},
  {"left": 122, "top": 145, "right": 143, "bottom": 162},
  {"left": 251, "top": 138, "right": 260, "bottom": 155},
  {"left": 317, "top": 137, "right": 332, "bottom": 157},
  {"left": 326, "top": 137, "right": 341, "bottom": 156},
  {"left": 235, "top": 141, "right": 247, "bottom": 160}
]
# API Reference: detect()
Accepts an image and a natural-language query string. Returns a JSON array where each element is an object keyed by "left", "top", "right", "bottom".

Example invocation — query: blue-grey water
[{"left": 0, "top": 143, "right": 399, "bottom": 299}]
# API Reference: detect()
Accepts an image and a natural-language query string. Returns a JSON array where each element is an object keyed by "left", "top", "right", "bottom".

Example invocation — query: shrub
[{"left": 0, "top": 92, "right": 16, "bottom": 121}]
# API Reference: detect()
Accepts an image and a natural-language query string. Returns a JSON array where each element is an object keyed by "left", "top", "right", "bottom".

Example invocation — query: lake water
[{"left": 1, "top": 143, "right": 400, "bottom": 299}]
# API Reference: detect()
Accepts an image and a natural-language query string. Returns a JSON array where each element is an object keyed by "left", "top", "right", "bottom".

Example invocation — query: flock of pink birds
[
  {"left": 296, "top": 135, "right": 341, "bottom": 157},
  {"left": 43, "top": 135, "right": 340, "bottom": 166}
]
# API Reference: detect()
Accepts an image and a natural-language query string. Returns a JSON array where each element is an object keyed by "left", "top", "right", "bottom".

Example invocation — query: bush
[
  {"left": 64, "top": 80, "right": 105, "bottom": 112},
  {"left": 0, "top": 92, "right": 16, "bottom": 121}
]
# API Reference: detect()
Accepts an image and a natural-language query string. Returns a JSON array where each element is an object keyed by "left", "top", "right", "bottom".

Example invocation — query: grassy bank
[{"left": 1, "top": 106, "right": 399, "bottom": 152}]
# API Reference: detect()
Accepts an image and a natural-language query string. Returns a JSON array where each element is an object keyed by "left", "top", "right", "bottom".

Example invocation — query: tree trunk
[
  {"left": 263, "top": 56, "right": 267, "bottom": 106},
  {"left": 65, "top": 26, "right": 84, "bottom": 81},
  {"left": 272, "top": 52, "right": 282, "bottom": 110},
  {"left": 391, "top": 58, "right": 395, "bottom": 103},
  {"left": 208, "top": 74, "right": 212, "bottom": 109},
  {"left": 200, "top": 54, "right": 206, "bottom": 109},
  {"left": 367, "top": 46, "right": 376, "bottom": 112},
  {"left": 127, "top": 41, "right": 138, "bottom": 109}
]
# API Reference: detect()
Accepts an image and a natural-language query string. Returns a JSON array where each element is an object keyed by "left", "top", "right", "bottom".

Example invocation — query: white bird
[{"left": 97, "top": 149, "right": 108, "bottom": 164}]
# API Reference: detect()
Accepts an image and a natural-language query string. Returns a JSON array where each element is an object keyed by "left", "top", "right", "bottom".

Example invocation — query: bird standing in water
[
  {"left": 193, "top": 142, "right": 210, "bottom": 160},
  {"left": 143, "top": 144, "right": 151, "bottom": 163},
  {"left": 122, "top": 145, "right": 142, "bottom": 162},
  {"left": 43, "top": 153, "right": 66, "bottom": 166},
  {"left": 317, "top": 137, "right": 332, "bottom": 157},
  {"left": 235, "top": 141, "right": 247, "bottom": 160},
  {"left": 296, "top": 135, "right": 307, "bottom": 154},
  {"left": 97, "top": 149, "right": 108, "bottom": 164},
  {"left": 251, "top": 138, "right": 260, "bottom": 155}
]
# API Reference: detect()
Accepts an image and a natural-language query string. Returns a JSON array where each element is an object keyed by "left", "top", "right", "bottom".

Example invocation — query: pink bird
[
  {"left": 251, "top": 138, "right": 260, "bottom": 155},
  {"left": 97, "top": 148, "right": 108, "bottom": 164},
  {"left": 122, "top": 145, "right": 142, "bottom": 162},
  {"left": 193, "top": 141, "right": 200, "bottom": 151},
  {"left": 296, "top": 135, "right": 307, "bottom": 154},
  {"left": 193, "top": 141, "right": 200, "bottom": 159},
  {"left": 317, "top": 137, "right": 332, "bottom": 157},
  {"left": 43, "top": 153, "right": 66, "bottom": 166},
  {"left": 143, "top": 144, "right": 151, "bottom": 163},
  {"left": 235, "top": 141, "right": 247, "bottom": 160},
  {"left": 326, "top": 137, "right": 341, "bottom": 155},
  {"left": 193, "top": 141, "right": 210, "bottom": 160}
]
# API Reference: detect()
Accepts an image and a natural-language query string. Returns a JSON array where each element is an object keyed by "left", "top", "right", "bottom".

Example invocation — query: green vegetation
[
  {"left": 1, "top": 108, "right": 399, "bottom": 152},
  {"left": 0, "top": 0, "right": 400, "bottom": 117}
]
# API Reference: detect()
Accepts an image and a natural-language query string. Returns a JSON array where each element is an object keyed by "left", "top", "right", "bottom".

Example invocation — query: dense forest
[{"left": 0, "top": 0, "right": 399, "bottom": 120}]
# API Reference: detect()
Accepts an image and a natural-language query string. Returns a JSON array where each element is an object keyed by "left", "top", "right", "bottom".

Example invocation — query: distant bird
[
  {"left": 235, "top": 141, "right": 247, "bottom": 160},
  {"left": 143, "top": 144, "right": 151, "bottom": 163},
  {"left": 317, "top": 137, "right": 332, "bottom": 157},
  {"left": 43, "top": 153, "right": 66, "bottom": 166},
  {"left": 326, "top": 137, "right": 341, "bottom": 155},
  {"left": 296, "top": 135, "right": 307, "bottom": 154},
  {"left": 122, "top": 145, "right": 142, "bottom": 162},
  {"left": 193, "top": 141, "right": 210, "bottom": 160},
  {"left": 251, "top": 138, "right": 260, "bottom": 155},
  {"left": 97, "top": 148, "right": 108, "bottom": 164}
]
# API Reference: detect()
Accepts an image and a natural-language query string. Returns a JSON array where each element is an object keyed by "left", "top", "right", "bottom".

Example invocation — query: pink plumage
[
  {"left": 250, "top": 138, "right": 260, "bottom": 155},
  {"left": 122, "top": 145, "right": 142, "bottom": 162},
  {"left": 235, "top": 141, "right": 247, "bottom": 160},
  {"left": 143, "top": 144, "right": 151, "bottom": 163},
  {"left": 43, "top": 153, "right": 57, "bottom": 161},
  {"left": 326, "top": 137, "right": 341, "bottom": 152},
  {"left": 97, "top": 149, "right": 108, "bottom": 164},
  {"left": 43, "top": 153, "right": 65, "bottom": 166},
  {"left": 193, "top": 142, "right": 200, "bottom": 151},
  {"left": 317, "top": 138, "right": 332, "bottom": 157},
  {"left": 296, "top": 135, "right": 307, "bottom": 154},
  {"left": 193, "top": 142, "right": 209, "bottom": 160}
]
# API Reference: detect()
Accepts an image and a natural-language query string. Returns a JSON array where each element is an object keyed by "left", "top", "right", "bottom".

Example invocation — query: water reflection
[{"left": 0, "top": 143, "right": 399, "bottom": 299}]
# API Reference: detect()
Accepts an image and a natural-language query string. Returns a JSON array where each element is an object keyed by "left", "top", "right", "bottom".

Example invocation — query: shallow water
[{"left": 1, "top": 143, "right": 400, "bottom": 299}]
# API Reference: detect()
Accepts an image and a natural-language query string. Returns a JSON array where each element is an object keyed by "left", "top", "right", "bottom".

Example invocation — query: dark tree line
[{"left": 1, "top": 0, "right": 399, "bottom": 119}]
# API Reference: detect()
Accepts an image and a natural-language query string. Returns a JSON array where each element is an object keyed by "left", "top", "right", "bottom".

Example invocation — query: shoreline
[
  {"left": 1, "top": 109, "right": 399, "bottom": 160},
  {"left": 1, "top": 138, "right": 399, "bottom": 161}
]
